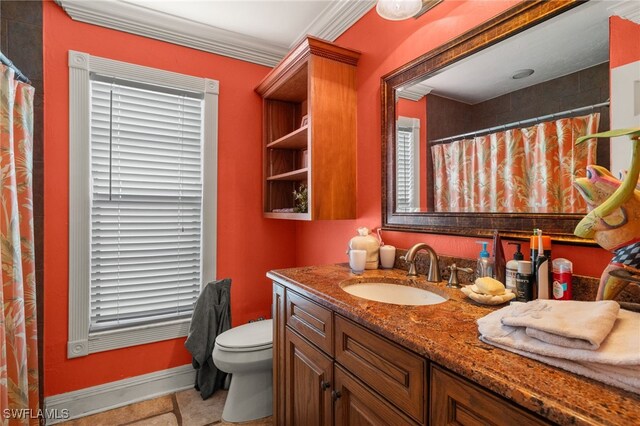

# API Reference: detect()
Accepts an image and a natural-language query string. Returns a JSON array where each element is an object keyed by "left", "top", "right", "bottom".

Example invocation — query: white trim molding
[
  {"left": 44, "top": 365, "right": 195, "bottom": 424},
  {"left": 67, "top": 50, "right": 218, "bottom": 358},
  {"left": 293, "top": 0, "right": 376, "bottom": 48},
  {"left": 398, "top": 83, "right": 433, "bottom": 102},
  {"left": 56, "top": 0, "right": 374, "bottom": 67}
]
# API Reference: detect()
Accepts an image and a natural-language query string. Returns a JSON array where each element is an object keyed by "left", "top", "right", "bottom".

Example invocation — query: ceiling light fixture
[
  {"left": 376, "top": 0, "right": 423, "bottom": 21},
  {"left": 512, "top": 69, "right": 535, "bottom": 79}
]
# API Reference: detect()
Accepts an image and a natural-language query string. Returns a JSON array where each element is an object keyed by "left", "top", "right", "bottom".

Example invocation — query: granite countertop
[{"left": 267, "top": 264, "right": 640, "bottom": 426}]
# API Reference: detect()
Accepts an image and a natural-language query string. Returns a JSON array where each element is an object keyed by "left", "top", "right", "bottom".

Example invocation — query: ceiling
[
  {"left": 123, "top": 0, "right": 344, "bottom": 47},
  {"left": 401, "top": 0, "right": 635, "bottom": 104},
  {"left": 56, "top": 0, "right": 376, "bottom": 67}
]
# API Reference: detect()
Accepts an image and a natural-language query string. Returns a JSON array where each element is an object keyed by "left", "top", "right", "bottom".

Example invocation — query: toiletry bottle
[
  {"left": 552, "top": 258, "right": 573, "bottom": 300},
  {"left": 505, "top": 242, "right": 524, "bottom": 292},
  {"left": 492, "top": 230, "right": 506, "bottom": 284},
  {"left": 348, "top": 227, "right": 380, "bottom": 270},
  {"left": 515, "top": 260, "right": 533, "bottom": 302},
  {"left": 530, "top": 229, "right": 551, "bottom": 283},
  {"left": 535, "top": 229, "right": 550, "bottom": 299},
  {"left": 475, "top": 241, "right": 494, "bottom": 279}
]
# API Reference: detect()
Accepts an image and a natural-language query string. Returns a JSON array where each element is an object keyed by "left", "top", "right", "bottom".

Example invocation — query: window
[
  {"left": 68, "top": 51, "right": 219, "bottom": 358},
  {"left": 396, "top": 117, "right": 420, "bottom": 212}
]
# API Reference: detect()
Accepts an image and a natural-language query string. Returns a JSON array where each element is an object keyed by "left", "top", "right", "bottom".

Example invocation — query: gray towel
[{"left": 185, "top": 278, "right": 232, "bottom": 399}]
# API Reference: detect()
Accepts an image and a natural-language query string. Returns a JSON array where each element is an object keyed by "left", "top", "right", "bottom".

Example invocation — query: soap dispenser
[
  {"left": 475, "top": 241, "right": 494, "bottom": 279},
  {"left": 505, "top": 242, "right": 524, "bottom": 292},
  {"left": 348, "top": 227, "right": 380, "bottom": 270}
]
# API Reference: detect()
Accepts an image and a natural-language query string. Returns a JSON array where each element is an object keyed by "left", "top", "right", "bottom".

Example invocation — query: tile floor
[{"left": 58, "top": 388, "right": 273, "bottom": 426}]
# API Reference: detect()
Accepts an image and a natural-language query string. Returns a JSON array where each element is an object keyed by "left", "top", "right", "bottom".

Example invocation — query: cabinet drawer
[
  {"left": 286, "top": 289, "right": 333, "bottom": 355},
  {"left": 335, "top": 315, "right": 427, "bottom": 425},
  {"left": 430, "top": 365, "right": 551, "bottom": 426}
]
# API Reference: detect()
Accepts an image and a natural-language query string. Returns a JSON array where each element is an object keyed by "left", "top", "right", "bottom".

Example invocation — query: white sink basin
[{"left": 341, "top": 282, "right": 447, "bottom": 306}]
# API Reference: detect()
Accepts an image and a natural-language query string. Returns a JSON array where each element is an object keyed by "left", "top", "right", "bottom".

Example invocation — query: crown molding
[
  {"left": 56, "top": 0, "right": 375, "bottom": 68},
  {"left": 56, "top": 0, "right": 288, "bottom": 67},
  {"left": 398, "top": 89, "right": 424, "bottom": 101},
  {"left": 609, "top": 1, "right": 640, "bottom": 24},
  {"left": 293, "top": 0, "right": 376, "bottom": 48},
  {"left": 398, "top": 84, "right": 432, "bottom": 101}
]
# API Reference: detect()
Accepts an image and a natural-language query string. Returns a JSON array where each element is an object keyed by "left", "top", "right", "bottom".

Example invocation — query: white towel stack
[{"left": 477, "top": 300, "right": 640, "bottom": 394}]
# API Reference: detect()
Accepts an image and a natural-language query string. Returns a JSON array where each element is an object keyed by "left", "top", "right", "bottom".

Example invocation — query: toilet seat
[{"left": 215, "top": 319, "right": 272, "bottom": 352}]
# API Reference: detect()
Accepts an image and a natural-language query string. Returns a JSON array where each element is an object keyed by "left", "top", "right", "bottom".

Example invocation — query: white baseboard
[{"left": 44, "top": 364, "right": 195, "bottom": 424}]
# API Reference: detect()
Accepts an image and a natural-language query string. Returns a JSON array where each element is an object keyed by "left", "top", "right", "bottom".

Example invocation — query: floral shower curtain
[
  {"left": 431, "top": 113, "right": 600, "bottom": 213},
  {"left": 0, "top": 65, "right": 39, "bottom": 423}
]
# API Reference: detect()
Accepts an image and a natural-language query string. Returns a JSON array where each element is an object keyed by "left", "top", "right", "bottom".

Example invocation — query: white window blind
[
  {"left": 90, "top": 77, "right": 204, "bottom": 331},
  {"left": 396, "top": 118, "right": 421, "bottom": 212},
  {"left": 396, "top": 127, "right": 415, "bottom": 211}
]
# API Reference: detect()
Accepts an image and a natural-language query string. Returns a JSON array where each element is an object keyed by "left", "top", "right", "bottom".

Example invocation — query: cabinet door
[
  {"left": 285, "top": 328, "right": 333, "bottom": 426},
  {"left": 334, "top": 366, "right": 418, "bottom": 426},
  {"left": 272, "top": 283, "right": 286, "bottom": 426},
  {"left": 430, "top": 365, "right": 550, "bottom": 426}
]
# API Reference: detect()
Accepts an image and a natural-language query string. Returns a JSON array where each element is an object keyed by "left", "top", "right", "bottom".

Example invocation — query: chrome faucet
[{"left": 401, "top": 243, "right": 442, "bottom": 283}]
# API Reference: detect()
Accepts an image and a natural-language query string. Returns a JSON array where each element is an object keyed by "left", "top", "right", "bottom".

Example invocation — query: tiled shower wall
[{"left": 0, "top": 0, "right": 44, "bottom": 404}]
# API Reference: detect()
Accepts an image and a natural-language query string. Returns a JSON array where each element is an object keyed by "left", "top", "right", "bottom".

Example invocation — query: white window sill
[{"left": 68, "top": 318, "right": 190, "bottom": 358}]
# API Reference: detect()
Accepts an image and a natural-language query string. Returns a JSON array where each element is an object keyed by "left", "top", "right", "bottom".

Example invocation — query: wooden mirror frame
[{"left": 382, "top": 0, "right": 596, "bottom": 244}]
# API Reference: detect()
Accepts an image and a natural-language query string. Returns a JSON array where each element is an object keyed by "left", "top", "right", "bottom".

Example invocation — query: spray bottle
[{"left": 535, "top": 229, "right": 550, "bottom": 299}]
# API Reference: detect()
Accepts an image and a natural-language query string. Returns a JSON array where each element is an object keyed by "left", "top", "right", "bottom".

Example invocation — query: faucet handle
[
  {"left": 447, "top": 264, "right": 473, "bottom": 288},
  {"left": 400, "top": 255, "right": 417, "bottom": 276}
]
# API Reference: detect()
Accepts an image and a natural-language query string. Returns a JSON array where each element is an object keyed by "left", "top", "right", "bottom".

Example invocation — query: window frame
[
  {"left": 396, "top": 116, "right": 421, "bottom": 212},
  {"left": 67, "top": 50, "right": 219, "bottom": 358}
]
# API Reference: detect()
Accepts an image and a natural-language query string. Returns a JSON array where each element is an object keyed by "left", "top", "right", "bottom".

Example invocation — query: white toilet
[{"left": 212, "top": 319, "right": 273, "bottom": 423}]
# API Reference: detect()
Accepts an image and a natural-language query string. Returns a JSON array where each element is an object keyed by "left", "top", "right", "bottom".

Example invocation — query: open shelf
[
  {"left": 267, "top": 125, "right": 308, "bottom": 149},
  {"left": 257, "top": 36, "right": 359, "bottom": 220},
  {"left": 267, "top": 168, "right": 308, "bottom": 182},
  {"left": 264, "top": 212, "right": 311, "bottom": 220}
]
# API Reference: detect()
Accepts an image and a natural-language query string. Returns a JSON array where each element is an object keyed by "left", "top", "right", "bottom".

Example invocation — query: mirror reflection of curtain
[
  {"left": 396, "top": 117, "right": 421, "bottom": 212},
  {"left": 0, "top": 64, "right": 39, "bottom": 418},
  {"left": 431, "top": 113, "right": 600, "bottom": 213}
]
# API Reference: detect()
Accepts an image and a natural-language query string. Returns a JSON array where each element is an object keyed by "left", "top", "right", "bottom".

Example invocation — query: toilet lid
[{"left": 216, "top": 319, "right": 273, "bottom": 351}]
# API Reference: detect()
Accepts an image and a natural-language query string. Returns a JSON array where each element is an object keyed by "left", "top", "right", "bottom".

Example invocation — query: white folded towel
[
  {"left": 478, "top": 336, "right": 640, "bottom": 395},
  {"left": 477, "top": 304, "right": 640, "bottom": 394},
  {"left": 500, "top": 300, "right": 620, "bottom": 350}
]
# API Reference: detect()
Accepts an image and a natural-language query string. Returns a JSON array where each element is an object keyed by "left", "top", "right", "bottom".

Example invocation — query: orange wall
[
  {"left": 295, "top": 1, "right": 612, "bottom": 277},
  {"left": 397, "top": 97, "right": 428, "bottom": 209},
  {"left": 43, "top": 1, "right": 296, "bottom": 396},
  {"left": 610, "top": 15, "right": 640, "bottom": 69}
]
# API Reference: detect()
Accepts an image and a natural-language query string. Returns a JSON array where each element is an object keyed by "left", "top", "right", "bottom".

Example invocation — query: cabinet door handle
[
  {"left": 331, "top": 390, "right": 342, "bottom": 401},
  {"left": 321, "top": 380, "right": 330, "bottom": 391}
]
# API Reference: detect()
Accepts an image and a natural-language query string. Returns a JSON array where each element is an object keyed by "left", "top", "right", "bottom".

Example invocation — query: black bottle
[{"left": 515, "top": 261, "right": 533, "bottom": 302}]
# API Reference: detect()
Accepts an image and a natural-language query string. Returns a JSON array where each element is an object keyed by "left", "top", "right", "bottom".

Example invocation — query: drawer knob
[
  {"left": 321, "top": 380, "right": 331, "bottom": 390},
  {"left": 332, "top": 390, "right": 342, "bottom": 401}
]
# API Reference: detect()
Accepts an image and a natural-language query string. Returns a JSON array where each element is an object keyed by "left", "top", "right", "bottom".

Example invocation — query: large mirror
[{"left": 382, "top": 0, "right": 638, "bottom": 242}]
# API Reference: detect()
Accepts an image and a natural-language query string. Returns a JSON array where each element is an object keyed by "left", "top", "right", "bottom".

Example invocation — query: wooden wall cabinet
[
  {"left": 256, "top": 37, "right": 359, "bottom": 220},
  {"left": 272, "top": 283, "right": 550, "bottom": 426}
]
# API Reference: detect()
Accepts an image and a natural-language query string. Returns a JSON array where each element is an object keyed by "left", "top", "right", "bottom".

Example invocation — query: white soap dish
[{"left": 461, "top": 285, "right": 515, "bottom": 305}]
